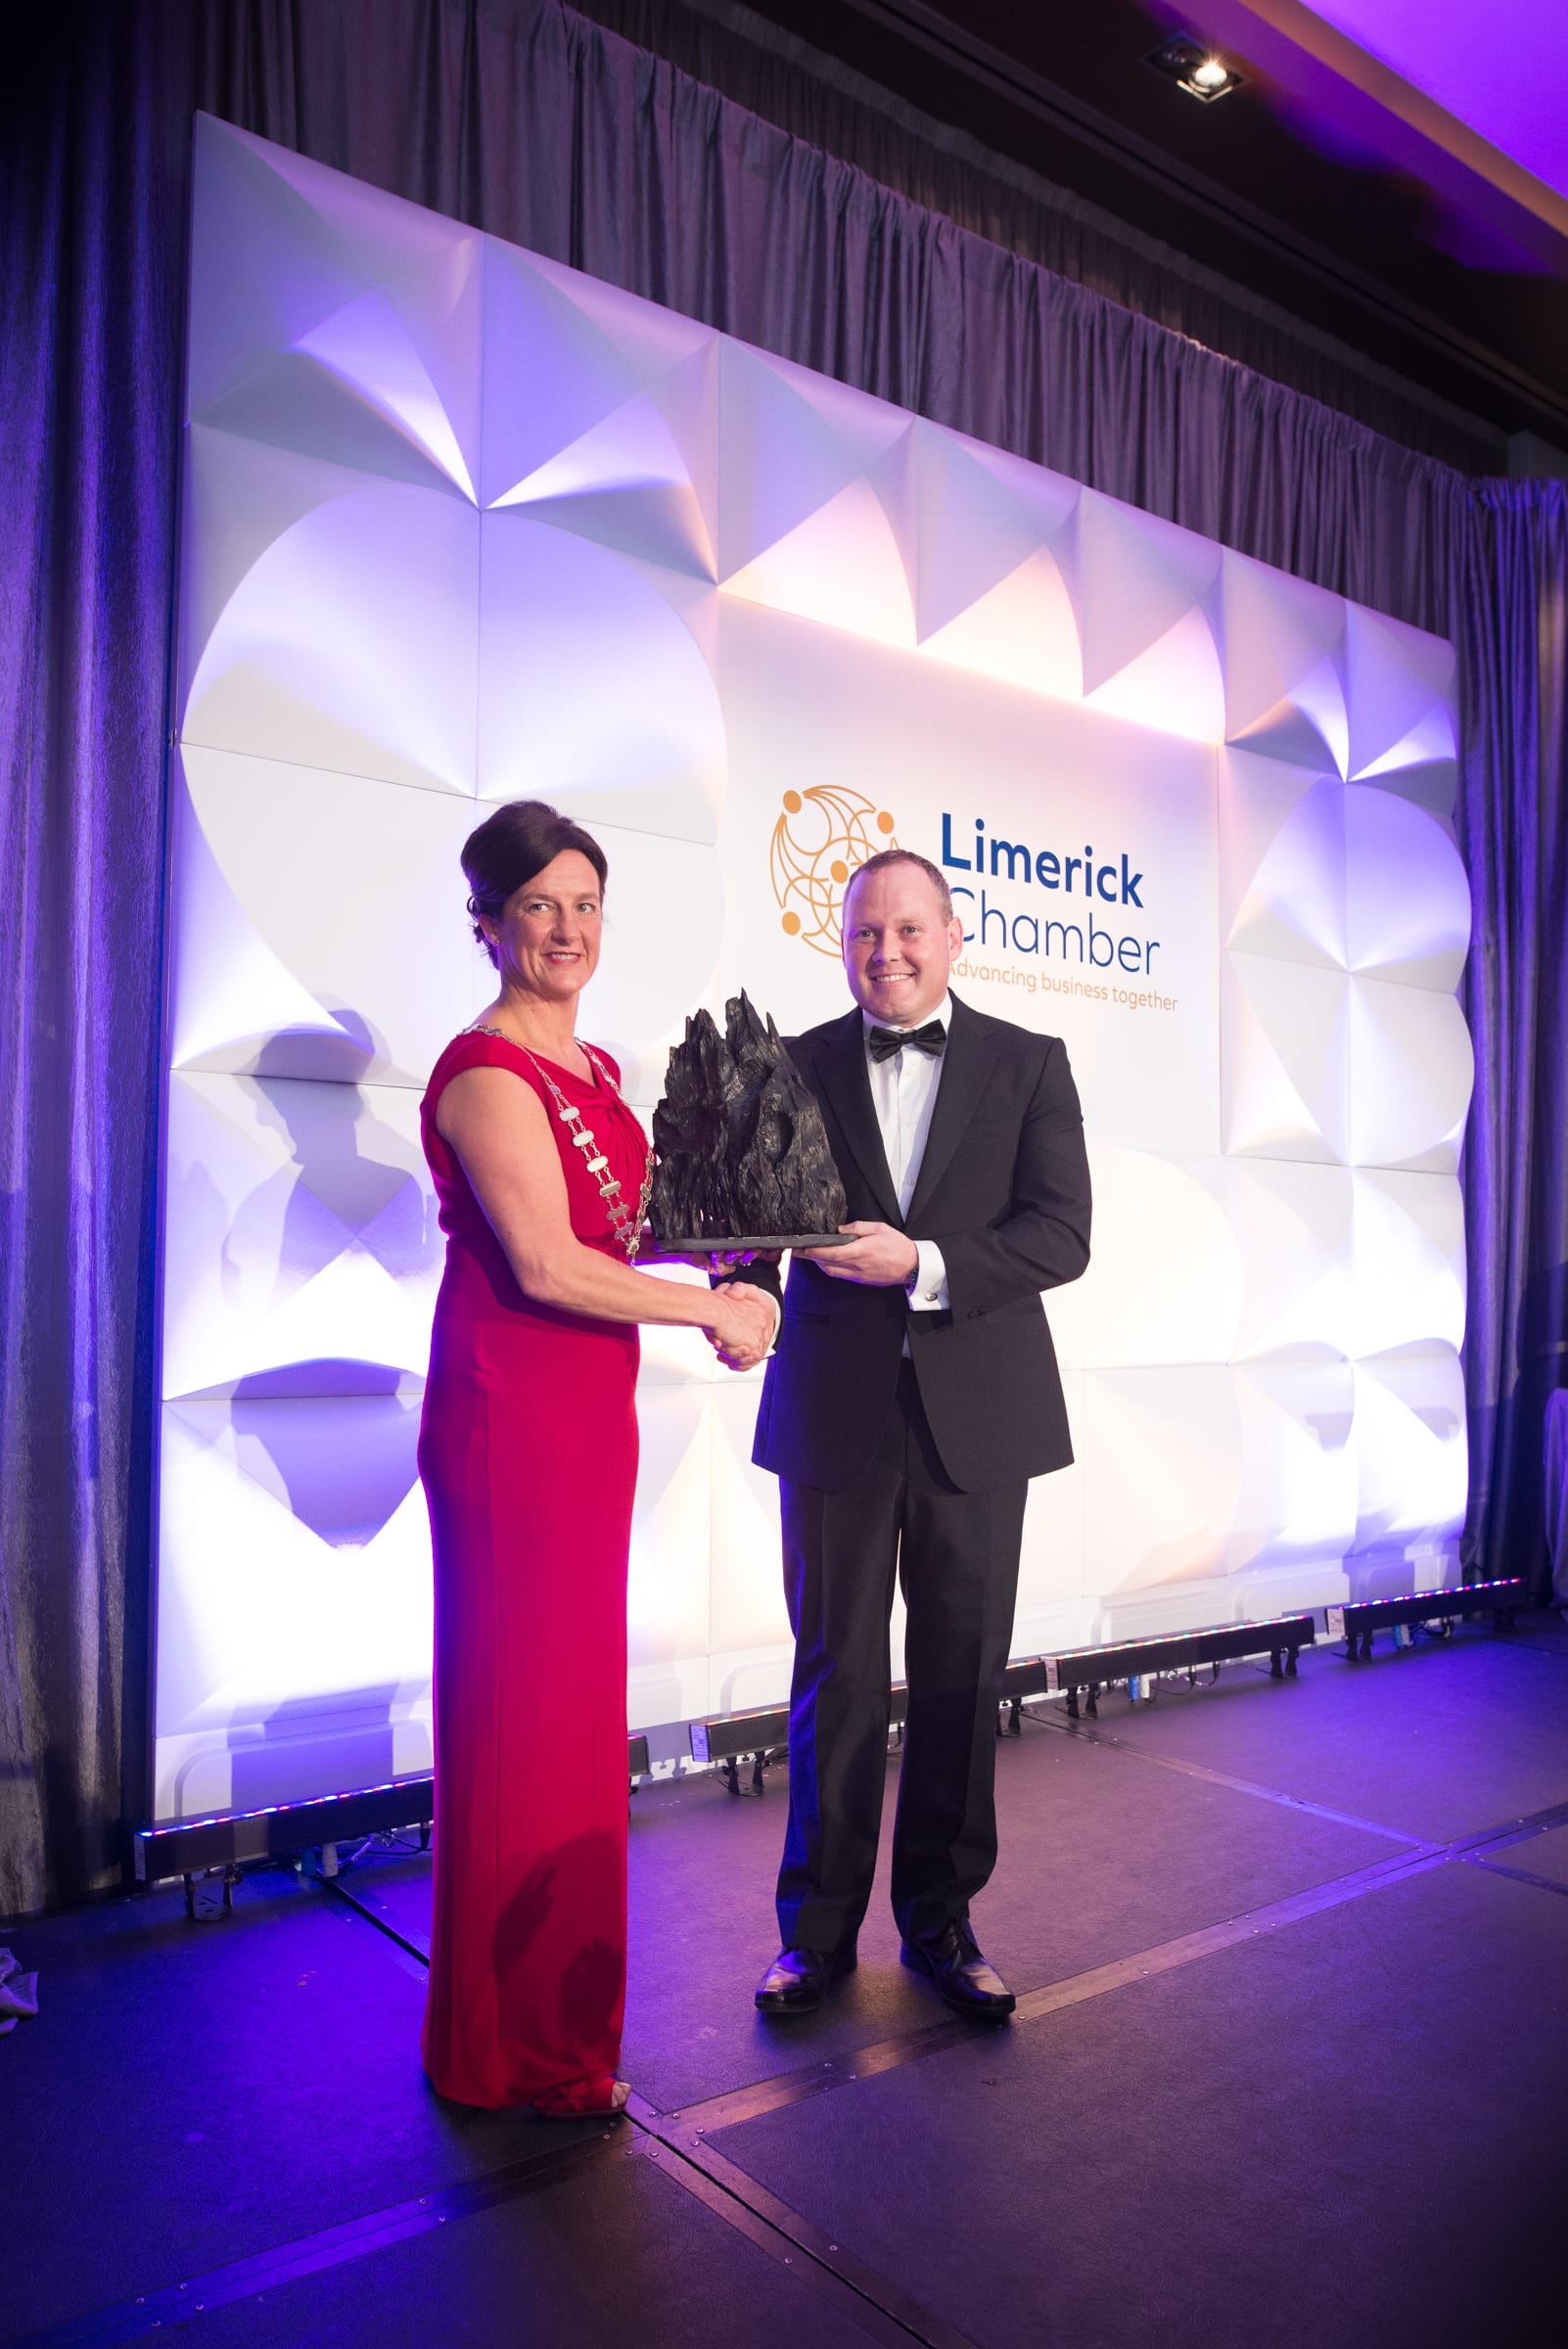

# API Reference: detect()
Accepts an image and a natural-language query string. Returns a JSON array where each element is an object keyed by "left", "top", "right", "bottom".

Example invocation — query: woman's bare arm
[{"left": 436, "top": 1065, "right": 771, "bottom": 1353}]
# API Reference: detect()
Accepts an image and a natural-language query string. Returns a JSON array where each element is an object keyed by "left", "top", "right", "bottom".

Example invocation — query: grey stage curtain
[
  {"left": 191, "top": 0, "right": 1479, "bottom": 637},
  {"left": 574, "top": 0, "right": 1503, "bottom": 477},
  {"left": 3, "top": 0, "right": 1563, "bottom": 1912}
]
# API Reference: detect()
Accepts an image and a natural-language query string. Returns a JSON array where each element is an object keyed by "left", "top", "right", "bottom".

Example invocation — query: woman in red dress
[{"left": 418, "top": 802, "right": 772, "bottom": 2116}]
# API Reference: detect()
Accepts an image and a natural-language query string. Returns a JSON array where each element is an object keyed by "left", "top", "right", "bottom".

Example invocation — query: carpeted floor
[{"left": 4, "top": 1618, "right": 1565, "bottom": 2349}]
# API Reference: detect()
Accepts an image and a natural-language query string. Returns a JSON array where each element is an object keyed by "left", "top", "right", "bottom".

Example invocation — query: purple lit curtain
[
  {"left": 0, "top": 10, "right": 186, "bottom": 1917},
  {"left": 3, "top": 0, "right": 1563, "bottom": 1912},
  {"left": 1453, "top": 484, "right": 1568, "bottom": 1587}
]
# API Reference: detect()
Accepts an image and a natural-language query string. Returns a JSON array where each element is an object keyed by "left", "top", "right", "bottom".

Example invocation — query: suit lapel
[
  {"left": 906, "top": 994, "right": 998, "bottom": 1225},
  {"left": 813, "top": 1008, "right": 902, "bottom": 1226}
]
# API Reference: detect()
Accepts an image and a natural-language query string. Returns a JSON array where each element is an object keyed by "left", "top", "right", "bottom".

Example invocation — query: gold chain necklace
[{"left": 466, "top": 1027, "right": 654, "bottom": 1263}]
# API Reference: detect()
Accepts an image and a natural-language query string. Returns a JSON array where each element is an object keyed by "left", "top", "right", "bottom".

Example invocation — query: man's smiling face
[{"left": 841, "top": 857, "right": 963, "bottom": 1027}]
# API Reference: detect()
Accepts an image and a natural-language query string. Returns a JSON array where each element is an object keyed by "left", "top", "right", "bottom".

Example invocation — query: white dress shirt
[{"left": 862, "top": 995, "right": 951, "bottom": 1312}]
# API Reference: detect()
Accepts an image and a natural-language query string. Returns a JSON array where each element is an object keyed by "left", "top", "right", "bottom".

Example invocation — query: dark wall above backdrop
[{"left": 1, "top": 0, "right": 1564, "bottom": 1917}]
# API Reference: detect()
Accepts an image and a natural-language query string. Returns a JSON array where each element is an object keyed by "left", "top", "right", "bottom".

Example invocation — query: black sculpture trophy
[{"left": 650, "top": 992, "right": 850, "bottom": 1252}]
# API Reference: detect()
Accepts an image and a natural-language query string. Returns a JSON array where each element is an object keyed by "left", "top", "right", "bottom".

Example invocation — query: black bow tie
[{"left": 867, "top": 1020, "right": 946, "bottom": 1063}]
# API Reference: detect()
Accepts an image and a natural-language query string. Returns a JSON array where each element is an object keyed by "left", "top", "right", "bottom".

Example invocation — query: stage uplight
[{"left": 1146, "top": 37, "right": 1245, "bottom": 104}]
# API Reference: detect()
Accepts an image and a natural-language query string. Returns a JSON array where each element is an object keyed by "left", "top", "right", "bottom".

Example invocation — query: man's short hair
[{"left": 844, "top": 849, "right": 953, "bottom": 922}]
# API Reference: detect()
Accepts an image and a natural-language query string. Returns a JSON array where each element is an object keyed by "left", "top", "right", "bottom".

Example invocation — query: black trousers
[{"left": 775, "top": 1361, "right": 1029, "bottom": 1953}]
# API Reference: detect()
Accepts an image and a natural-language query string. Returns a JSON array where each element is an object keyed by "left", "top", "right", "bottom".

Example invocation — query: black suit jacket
[{"left": 748, "top": 992, "right": 1091, "bottom": 1493}]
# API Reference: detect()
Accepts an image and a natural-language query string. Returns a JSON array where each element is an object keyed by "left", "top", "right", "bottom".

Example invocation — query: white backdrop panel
[
  {"left": 154, "top": 117, "right": 1472, "bottom": 1820},
  {"left": 182, "top": 480, "right": 480, "bottom": 794},
  {"left": 173, "top": 747, "right": 484, "bottom": 1085},
  {"left": 162, "top": 1070, "right": 440, "bottom": 1399}
]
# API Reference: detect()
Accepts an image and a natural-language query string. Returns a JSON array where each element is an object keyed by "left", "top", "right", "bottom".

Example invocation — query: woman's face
[{"left": 484, "top": 849, "right": 604, "bottom": 1006}]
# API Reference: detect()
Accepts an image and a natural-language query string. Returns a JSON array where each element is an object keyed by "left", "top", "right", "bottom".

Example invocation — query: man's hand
[
  {"left": 800, "top": 1222, "right": 919, "bottom": 1287},
  {"left": 707, "top": 1280, "right": 777, "bottom": 1371}
]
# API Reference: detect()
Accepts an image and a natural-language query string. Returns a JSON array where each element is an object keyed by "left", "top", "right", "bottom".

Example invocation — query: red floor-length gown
[{"left": 417, "top": 1030, "right": 651, "bottom": 2108}]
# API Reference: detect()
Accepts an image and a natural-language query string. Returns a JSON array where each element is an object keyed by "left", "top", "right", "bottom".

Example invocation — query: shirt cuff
[{"left": 907, "top": 1240, "right": 948, "bottom": 1312}]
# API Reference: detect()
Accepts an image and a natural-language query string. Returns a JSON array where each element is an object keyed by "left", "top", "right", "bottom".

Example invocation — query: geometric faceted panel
[
  {"left": 483, "top": 243, "right": 718, "bottom": 548},
  {"left": 1343, "top": 604, "right": 1458, "bottom": 792},
  {"left": 477, "top": 514, "right": 725, "bottom": 844},
  {"left": 718, "top": 342, "right": 914, "bottom": 646},
  {"left": 156, "top": 1393, "right": 434, "bottom": 1818},
  {"left": 1218, "top": 553, "right": 1350, "bottom": 775},
  {"left": 1011, "top": 1402, "right": 1085, "bottom": 1657},
  {"left": 156, "top": 1395, "right": 434, "bottom": 1706},
  {"left": 157, "top": 115, "right": 1472, "bottom": 1819},
  {"left": 1044, "top": 1149, "right": 1239, "bottom": 1370},
  {"left": 1348, "top": 1170, "right": 1467, "bottom": 1361},
  {"left": 573, "top": 821, "right": 728, "bottom": 1107},
  {"left": 1224, "top": 1159, "right": 1355, "bottom": 1364},
  {"left": 1222, "top": 953, "right": 1351, "bottom": 1165},
  {"left": 171, "top": 748, "right": 485, "bottom": 1086},
  {"left": 186, "top": 124, "right": 483, "bottom": 498},
  {"left": 182, "top": 482, "right": 481, "bottom": 795},
  {"left": 1073, "top": 495, "right": 1224, "bottom": 740},
  {"left": 1078, "top": 1366, "right": 1244, "bottom": 1602},
  {"left": 707, "top": 1380, "right": 796, "bottom": 1663},
  {"left": 905, "top": 426, "right": 1082, "bottom": 700},
  {"left": 1228, "top": 1358, "right": 1358, "bottom": 1578},
  {"left": 1345, "top": 785, "right": 1469, "bottom": 990},
  {"left": 626, "top": 1386, "right": 715, "bottom": 1676},
  {"left": 1351, "top": 1347, "right": 1468, "bottom": 1562},
  {"left": 1347, "top": 978, "right": 1473, "bottom": 1174},
  {"left": 161, "top": 1071, "right": 440, "bottom": 1403},
  {"left": 1222, "top": 762, "right": 1348, "bottom": 971}
]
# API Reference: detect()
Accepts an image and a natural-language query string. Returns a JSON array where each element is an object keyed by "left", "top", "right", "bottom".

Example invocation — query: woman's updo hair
[{"left": 461, "top": 800, "right": 609, "bottom": 966}]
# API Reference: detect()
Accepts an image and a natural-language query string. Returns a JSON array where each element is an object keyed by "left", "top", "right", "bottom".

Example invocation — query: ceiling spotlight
[{"left": 1145, "top": 36, "right": 1245, "bottom": 103}]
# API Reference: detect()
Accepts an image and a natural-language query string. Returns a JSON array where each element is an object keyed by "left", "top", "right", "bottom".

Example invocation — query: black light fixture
[
  {"left": 1145, "top": 34, "right": 1245, "bottom": 103},
  {"left": 1330, "top": 1575, "right": 1527, "bottom": 1662}
]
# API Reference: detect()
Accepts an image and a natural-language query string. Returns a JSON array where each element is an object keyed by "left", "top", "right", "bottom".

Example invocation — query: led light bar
[
  {"left": 1329, "top": 1577, "right": 1526, "bottom": 1660},
  {"left": 135, "top": 1777, "right": 436, "bottom": 1884},
  {"left": 689, "top": 1706, "right": 792, "bottom": 1765},
  {"left": 140, "top": 1734, "right": 654, "bottom": 1884},
  {"left": 688, "top": 1611, "right": 1321, "bottom": 1773},
  {"left": 1027, "top": 1611, "right": 1316, "bottom": 1693},
  {"left": 690, "top": 1693, "right": 914, "bottom": 1796}
]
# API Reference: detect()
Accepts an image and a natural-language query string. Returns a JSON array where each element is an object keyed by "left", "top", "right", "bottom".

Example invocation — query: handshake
[
  {"left": 704, "top": 1281, "right": 777, "bottom": 1373},
  {"left": 684, "top": 1217, "right": 924, "bottom": 1373}
]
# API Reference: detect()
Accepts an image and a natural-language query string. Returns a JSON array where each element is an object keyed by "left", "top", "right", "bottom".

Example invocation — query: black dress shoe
[
  {"left": 754, "top": 1944, "right": 856, "bottom": 2014},
  {"left": 900, "top": 1918, "right": 1016, "bottom": 2021}
]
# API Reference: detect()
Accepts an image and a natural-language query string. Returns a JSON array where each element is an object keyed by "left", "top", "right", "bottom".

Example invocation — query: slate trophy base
[{"left": 657, "top": 1232, "right": 853, "bottom": 1253}]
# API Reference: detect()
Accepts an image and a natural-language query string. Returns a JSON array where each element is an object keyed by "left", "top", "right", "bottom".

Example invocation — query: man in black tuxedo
[{"left": 736, "top": 848, "right": 1090, "bottom": 2021}]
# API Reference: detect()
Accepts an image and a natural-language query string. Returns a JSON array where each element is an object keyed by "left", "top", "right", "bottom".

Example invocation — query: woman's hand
[
  {"left": 632, "top": 1234, "right": 773, "bottom": 1272},
  {"left": 707, "top": 1282, "right": 776, "bottom": 1372},
  {"left": 681, "top": 1247, "right": 781, "bottom": 1271}
]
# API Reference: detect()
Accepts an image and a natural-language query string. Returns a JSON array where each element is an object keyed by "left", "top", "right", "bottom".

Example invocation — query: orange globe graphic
[{"left": 769, "top": 786, "right": 899, "bottom": 957}]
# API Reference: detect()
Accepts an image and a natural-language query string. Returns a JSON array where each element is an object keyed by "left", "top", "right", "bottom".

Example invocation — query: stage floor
[{"left": 7, "top": 1617, "right": 1568, "bottom": 2348}]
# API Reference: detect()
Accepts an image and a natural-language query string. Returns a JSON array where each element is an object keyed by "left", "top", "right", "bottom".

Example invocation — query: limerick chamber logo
[{"left": 769, "top": 785, "right": 899, "bottom": 957}]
